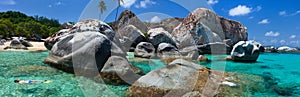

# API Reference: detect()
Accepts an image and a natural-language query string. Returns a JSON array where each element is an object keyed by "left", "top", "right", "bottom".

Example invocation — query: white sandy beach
[{"left": 0, "top": 41, "right": 48, "bottom": 51}]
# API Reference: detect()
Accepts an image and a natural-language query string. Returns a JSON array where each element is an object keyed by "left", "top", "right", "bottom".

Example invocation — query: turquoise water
[{"left": 0, "top": 51, "right": 299, "bottom": 96}]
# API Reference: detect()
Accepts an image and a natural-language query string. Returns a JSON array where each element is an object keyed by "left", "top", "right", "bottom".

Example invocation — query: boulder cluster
[{"left": 43, "top": 8, "right": 268, "bottom": 96}]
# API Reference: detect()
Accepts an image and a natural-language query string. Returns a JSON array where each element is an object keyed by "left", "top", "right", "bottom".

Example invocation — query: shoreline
[{"left": 0, "top": 41, "right": 48, "bottom": 51}]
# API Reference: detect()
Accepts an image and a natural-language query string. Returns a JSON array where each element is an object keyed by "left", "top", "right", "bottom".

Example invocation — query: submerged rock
[
  {"left": 134, "top": 42, "right": 155, "bottom": 58},
  {"left": 148, "top": 28, "right": 176, "bottom": 47},
  {"left": 231, "top": 41, "right": 260, "bottom": 62}
]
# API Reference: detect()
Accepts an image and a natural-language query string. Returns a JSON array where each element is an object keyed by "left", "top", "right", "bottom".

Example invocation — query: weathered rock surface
[
  {"left": 115, "top": 25, "right": 147, "bottom": 51},
  {"left": 44, "top": 20, "right": 126, "bottom": 77},
  {"left": 157, "top": 43, "right": 178, "bottom": 54},
  {"left": 134, "top": 42, "right": 155, "bottom": 58},
  {"left": 44, "top": 19, "right": 115, "bottom": 50},
  {"left": 110, "top": 10, "right": 148, "bottom": 32},
  {"left": 172, "top": 8, "right": 247, "bottom": 48},
  {"left": 148, "top": 28, "right": 176, "bottom": 47},
  {"left": 97, "top": 56, "right": 142, "bottom": 84},
  {"left": 231, "top": 41, "right": 260, "bottom": 62},
  {"left": 220, "top": 17, "right": 247, "bottom": 46},
  {"left": 44, "top": 32, "right": 113, "bottom": 77},
  {"left": 126, "top": 59, "right": 224, "bottom": 97},
  {"left": 146, "top": 17, "right": 184, "bottom": 33}
]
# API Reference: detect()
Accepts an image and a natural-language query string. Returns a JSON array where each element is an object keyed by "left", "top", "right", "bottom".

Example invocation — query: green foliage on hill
[{"left": 0, "top": 11, "right": 62, "bottom": 39}]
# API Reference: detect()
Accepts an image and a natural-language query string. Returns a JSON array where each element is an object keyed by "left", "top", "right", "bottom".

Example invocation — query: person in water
[{"left": 14, "top": 79, "right": 51, "bottom": 84}]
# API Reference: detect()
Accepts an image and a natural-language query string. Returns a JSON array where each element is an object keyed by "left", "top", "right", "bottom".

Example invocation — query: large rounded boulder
[
  {"left": 231, "top": 41, "right": 260, "bottom": 62},
  {"left": 116, "top": 25, "right": 147, "bottom": 51},
  {"left": 44, "top": 19, "right": 124, "bottom": 77},
  {"left": 4, "top": 38, "right": 28, "bottom": 50},
  {"left": 134, "top": 42, "right": 155, "bottom": 58},
  {"left": 126, "top": 59, "right": 223, "bottom": 97},
  {"left": 148, "top": 27, "right": 176, "bottom": 47},
  {"left": 97, "top": 56, "right": 142, "bottom": 84},
  {"left": 44, "top": 19, "right": 115, "bottom": 50}
]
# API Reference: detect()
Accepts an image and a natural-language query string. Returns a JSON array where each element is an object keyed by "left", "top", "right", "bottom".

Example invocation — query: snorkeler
[{"left": 14, "top": 79, "right": 52, "bottom": 84}]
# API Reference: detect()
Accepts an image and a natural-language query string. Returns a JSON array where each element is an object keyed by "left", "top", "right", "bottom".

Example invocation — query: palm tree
[
  {"left": 98, "top": 0, "right": 107, "bottom": 20},
  {"left": 112, "top": 0, "right": 123, "bottom": 21},
  {"left": 98, "top": 0, "right": 123, "bottom": 21}
]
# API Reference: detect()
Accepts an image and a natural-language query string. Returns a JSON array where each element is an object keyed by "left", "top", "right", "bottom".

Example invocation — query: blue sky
[{"left": 0, "top": 0, "right": 299, "bottom": 47}]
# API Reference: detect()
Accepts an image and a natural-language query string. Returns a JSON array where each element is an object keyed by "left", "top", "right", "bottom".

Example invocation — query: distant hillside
[{"left": 0, "top": 11, "right": 62, "bottom": 39}]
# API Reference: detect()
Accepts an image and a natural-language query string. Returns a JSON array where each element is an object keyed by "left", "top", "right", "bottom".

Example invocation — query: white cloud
[
  {"left": 290, "top": 35, "right": 297, "bottom": 39},
  {"left": 229, "top": 5, "right": 252, "bottom": 16},
  {"left": 55, "top": 2, "right": 62, "bottom": 6},
  {"left": 0, "top": 0, "right": 16, "bottom": 5},
  {"left": 258, "top": 19, "right": 270, "bottom": 24},
  {"left": 48, "top": 5, "right": 52, "bottom": 8},
  {"left": 291, "top": 10, "right": 300, "bottom": 16},
  {"left": 279, "top": 10, "right": 300, "bottom": 16},
  {"left": 121, "top": 0, "right": 137, "bottom": 8},
  {"left": 256, "top": 6, "right": 262, "bottom": 11},
  {"left": 280, "top": 40, "right": 286, "bottom": 44},
  {"left": 279, "top": 11, "right": 287, "bottom": 16},
  {"left": 249, "top": 16, "right": 254, "bottom": 19},
  {"left": 135, "top": 0, "right": 156, "bottom": 8},
  {"left": 270, "top": 39, "right": 278, "bottom": 43},
  {"left": 150, "top": 16, "right": 161, "bottom": 23},
  {"left": 207, "top": 0, "right": 218, "bottom": 5},
  {"left": 265, "top": 31, "right": 280, "bottom": 37}
]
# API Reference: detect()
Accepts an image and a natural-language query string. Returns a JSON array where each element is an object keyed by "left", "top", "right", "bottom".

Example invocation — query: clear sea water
[{"left": 0, "top": 51, "right": 299, "bottom": 97}]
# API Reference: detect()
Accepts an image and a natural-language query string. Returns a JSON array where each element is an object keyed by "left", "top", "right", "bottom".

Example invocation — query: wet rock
[
  {"left": 231, "top": 41, "right": 260, "bottom": 62},
  {"left": 134, "top": 42, "right": 155, "bottom": 58}
]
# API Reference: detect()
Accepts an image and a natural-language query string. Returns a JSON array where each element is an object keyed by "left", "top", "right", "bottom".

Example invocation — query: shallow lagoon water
[{"left": 0, "top": 51, "right": 299, "bottom": 96}]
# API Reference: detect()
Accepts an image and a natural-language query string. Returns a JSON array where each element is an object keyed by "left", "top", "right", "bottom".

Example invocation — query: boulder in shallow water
[
  {"left": 97, "top": 56, "right": 142, "bottom": 84},
  {"left": 134, "top": 42, "right": 155, "bottom": 58},
  {"left": 157, "top": 43, "right": 180, "bottom": 57},
  {"left": 231, "top": 41, "right": 260, "bottom": 62},
  {"left": 44, "top": 31, "right": 125, "bottom": 77},
  {"left": 127, "top": 59, "right": 224, "bottom": 97}
]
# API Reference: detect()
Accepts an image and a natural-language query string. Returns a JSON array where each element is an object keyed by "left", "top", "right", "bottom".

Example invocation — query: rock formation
[
  {"left": 231, "top": 41, "right": 260, "bottom": 62},
  {"left": 134, "top": 42, "right": 155, "bottom": 58}
]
